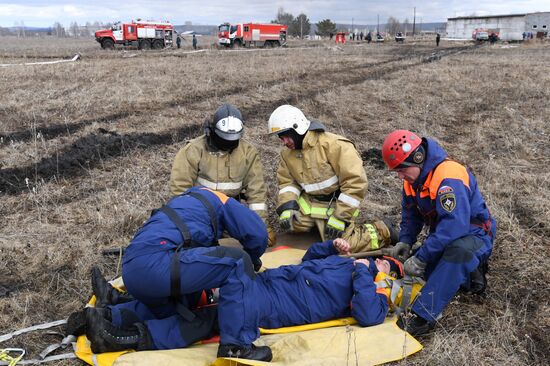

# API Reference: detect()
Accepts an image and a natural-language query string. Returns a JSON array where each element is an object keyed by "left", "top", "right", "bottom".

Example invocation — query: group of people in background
[
  {"left": 68, "top": 104, "right": 496, "bottom": 362},
  {"left": 175, "top": 32, "right": 197, "bottom": 49}
]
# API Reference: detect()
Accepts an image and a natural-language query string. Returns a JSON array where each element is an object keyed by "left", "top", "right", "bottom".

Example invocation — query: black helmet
[{"left": 207, "top": 104, "right": 244, "bottom": 151}]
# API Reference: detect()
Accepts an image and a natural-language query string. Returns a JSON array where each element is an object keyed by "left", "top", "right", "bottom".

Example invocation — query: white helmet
[{"left": 268, "top": 105, "right": 310, "bottom": 136}]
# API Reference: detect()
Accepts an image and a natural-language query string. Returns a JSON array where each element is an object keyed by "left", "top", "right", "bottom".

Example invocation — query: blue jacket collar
[{"left": 412, "top": 138, "right": 448, "bottom": 189}]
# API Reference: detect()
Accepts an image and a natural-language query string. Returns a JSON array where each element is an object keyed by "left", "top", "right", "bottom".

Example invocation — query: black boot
[
  {"left": 460, "top": 261, "right": 488, "bottom": 295},
  {"left": 382, "top": 219, "right": 399, "bottom": 245},
  {"left": 469, "top": 261, "right": 488, "bottom": 295},
  {"left": 66, "top": 309, "right": 88, "bottom": 336},
  {"left": 217, "top": 343, "right": 273, "bottom": 362},
  {"left": 91, "top": 266, "right": 134, "bottom": 308},
  {"left": 86, "top": 307, "right": 153, "bottom": 353},
  {"left": 397, "top": 313, "right": 435, "bottom": 337}
]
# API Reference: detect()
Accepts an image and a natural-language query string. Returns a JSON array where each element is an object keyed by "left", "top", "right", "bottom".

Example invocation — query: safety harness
[
  {"left": 155, "top": 191, "right": 219, "bottom": 322},
  {"left": 375, "top": 275, "right": 425, "bottom": 316}
]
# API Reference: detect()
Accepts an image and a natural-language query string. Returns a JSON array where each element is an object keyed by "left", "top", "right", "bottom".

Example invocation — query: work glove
[
  {"left": 267, "top": 226, "right": 277, "bottom": 247},
  {"left": 387, "top": 242, "right": 411, "bottom": 262},
  {"left": 403, "top": 256, "right": 427, "bottom": 278},
  {"left": 279, "top": 209, "right": 298, "bottom": 232},
  {"left": 325, "top": 215, "right": 347, "bottom": 240}
]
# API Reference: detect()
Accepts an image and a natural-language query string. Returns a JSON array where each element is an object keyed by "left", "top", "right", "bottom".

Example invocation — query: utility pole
[
  {"left": 412, "top": 7, "right": 416, "bottom": 36},
  {"left": 351, "top": 17, "right": 354, "bottom": 33},
  {"left": 420, "top": 17, "right": 422, "bottom": 35},
  {"left": 377, "top": 14, "right": 379, "bottom": 33},
  {"left": 300, "top": 16, "right": 303, "bottom": 39}
]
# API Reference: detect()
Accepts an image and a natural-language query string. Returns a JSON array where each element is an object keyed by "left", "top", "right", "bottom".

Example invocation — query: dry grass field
[{"left": 0, "top": 35, "right": 549, "bottom": 365}]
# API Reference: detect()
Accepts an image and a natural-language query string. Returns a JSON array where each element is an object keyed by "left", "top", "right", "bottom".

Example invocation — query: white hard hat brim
[{"left": 214, "top": 128, "right": 243, "bottom": 141}]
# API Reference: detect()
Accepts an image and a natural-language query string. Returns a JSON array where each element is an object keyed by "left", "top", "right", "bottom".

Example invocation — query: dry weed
[{"left": 0, "top": 36, "right": 548, "bottom": 365}]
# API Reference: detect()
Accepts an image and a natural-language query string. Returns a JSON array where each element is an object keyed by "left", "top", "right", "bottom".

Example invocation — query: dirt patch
[{"left": 361, "top": 148, "right": 385, "bottom": 169}]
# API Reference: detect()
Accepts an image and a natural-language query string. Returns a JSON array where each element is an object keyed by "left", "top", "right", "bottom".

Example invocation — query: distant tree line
[
  {"left": 0, "top": 21, "right": 112, "bottom": 37},
  {"left": 271, "top": 7, "right": 341, "bottom": 38},
  {"left": 272, "top": 7, "right": 311, "bottom": 38}
]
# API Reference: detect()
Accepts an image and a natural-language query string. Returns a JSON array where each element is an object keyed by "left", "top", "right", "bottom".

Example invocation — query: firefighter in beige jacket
[
  {"left": 170, "top": 104, "right": 275, "bottom": 245},
  {"left": 268, "top": 105, "right": 395, "bottom": 252}
]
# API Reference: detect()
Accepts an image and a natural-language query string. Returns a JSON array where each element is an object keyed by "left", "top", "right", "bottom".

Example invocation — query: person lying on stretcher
[{"left": 67, "top": 239, "right": 407, "bottom": 363}]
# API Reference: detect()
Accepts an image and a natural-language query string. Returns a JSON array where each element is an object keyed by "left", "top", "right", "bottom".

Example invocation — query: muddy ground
[{"left": 0, "top": 36, "right": 549, "bottom": 365}]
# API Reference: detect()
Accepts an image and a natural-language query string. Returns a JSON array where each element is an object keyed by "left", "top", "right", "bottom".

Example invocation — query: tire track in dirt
[
  {"left": 0, "top": 45, "right": 474, "bottom": 197},
  {"left": 0, "top": 124, "right": 200, "bottom": 195},
  {"left": 0, "top": 45, "right": 471, "bottom": 143}
]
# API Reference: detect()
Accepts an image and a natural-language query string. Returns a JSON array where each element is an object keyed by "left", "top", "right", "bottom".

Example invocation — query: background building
[{"left": 446, "top": 12, "right": 550, "bottom": 41}]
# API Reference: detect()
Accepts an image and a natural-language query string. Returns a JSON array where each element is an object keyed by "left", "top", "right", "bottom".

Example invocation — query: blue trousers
[
  {"left": 412, "top": 234, "right": 493, "bottom": 322},
  {"left": 109, "top": 246, "right": 255, "bottom": 350}
]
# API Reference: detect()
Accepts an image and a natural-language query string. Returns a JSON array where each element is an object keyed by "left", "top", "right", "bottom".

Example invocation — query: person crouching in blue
[
  {"left": 382, "top": 130, "right": 496, "bottom": 336},
  {"left": 71, "top": 187, "right": 268, "bottom": 353},
  {"left": 215, "top": 238, "right": 406, "bottom": 362}
]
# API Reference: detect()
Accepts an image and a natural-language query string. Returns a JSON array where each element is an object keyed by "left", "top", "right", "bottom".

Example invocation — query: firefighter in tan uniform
[
  {"left": 170, "top": 104, "right": 276, "bottom": 245},
  {"left": 268, "top": 105, "right": 396, "bottom": 252}
]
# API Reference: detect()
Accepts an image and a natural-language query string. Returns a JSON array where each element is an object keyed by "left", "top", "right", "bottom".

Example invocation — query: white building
[{"left": 446, "top": 12, "right": 550, "bottom": 41}]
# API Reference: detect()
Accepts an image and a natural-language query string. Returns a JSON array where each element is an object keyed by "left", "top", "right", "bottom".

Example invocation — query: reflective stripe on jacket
[
  {"left": 399, "top": 138, "right": 495, "bottom": 264},
  {"left": 277, "top": 131, "right": 367, "bottom": 221},
  {"left": 170, "top": 135, "right": 268, "bottom": 220}
]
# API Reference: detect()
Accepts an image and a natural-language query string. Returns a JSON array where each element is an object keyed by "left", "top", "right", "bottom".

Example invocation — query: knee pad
[
  {"left": 442, "top": 236, "right": 484, "bottom": 264},
  {"left": 204, "top": 246, "right": 255, "bottom": 278}
]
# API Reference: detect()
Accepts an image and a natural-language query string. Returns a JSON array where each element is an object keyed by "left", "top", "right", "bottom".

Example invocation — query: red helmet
[{"left": 382, "top": 130, "right": 422, "bottom": 169}]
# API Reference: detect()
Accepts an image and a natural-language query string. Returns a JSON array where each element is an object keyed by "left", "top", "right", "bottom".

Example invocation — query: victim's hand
[{"left": 333, "top": 238, "right": 351, "bottom": 255}]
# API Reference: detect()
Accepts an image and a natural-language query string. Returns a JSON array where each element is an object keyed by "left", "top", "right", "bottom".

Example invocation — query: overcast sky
[{"left": 1, "top": 0, "right": 549, "bottom": 27}]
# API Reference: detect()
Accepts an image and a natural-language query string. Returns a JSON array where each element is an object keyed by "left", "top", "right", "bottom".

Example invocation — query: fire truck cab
[
  {"left": 95, "top": 20, "right": 174, "bottom": 50},
  {"left": 218, "top": 23, "right": 287, "bottom": 48}
]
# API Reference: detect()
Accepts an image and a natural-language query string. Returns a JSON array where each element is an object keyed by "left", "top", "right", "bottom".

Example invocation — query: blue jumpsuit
[
  {"left": 399, "top": 138, "right": 496, "bottom": 322},
  {"left": 108, "top": 187, "right": 268, "bottom": 350},
  {"left": 218, "top": 240, "right": 389, "bottom": 346}
]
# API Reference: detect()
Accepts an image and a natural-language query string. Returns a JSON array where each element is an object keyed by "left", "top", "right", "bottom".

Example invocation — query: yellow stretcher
[{"left": 75, "top": 247, "right": 422, "bottom": 366}]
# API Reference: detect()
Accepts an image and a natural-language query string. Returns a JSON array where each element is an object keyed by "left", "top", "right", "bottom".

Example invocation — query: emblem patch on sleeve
[{"left": 440, "top": 193, "right": 456, "bottom": 212}]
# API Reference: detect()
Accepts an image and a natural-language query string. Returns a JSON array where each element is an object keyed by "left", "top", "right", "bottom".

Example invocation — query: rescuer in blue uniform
[
  {"left": 382, "top": 130, "right": 496, "bottom": 336},
  {"left": 215, "top": 238, "right": 405, "bottom": 361},
  {"left": 83, "top": 187, "right": 268, "bottom": 353}
]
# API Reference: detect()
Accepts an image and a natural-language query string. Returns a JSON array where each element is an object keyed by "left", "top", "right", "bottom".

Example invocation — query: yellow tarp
[
  {"left": 113, "top": 318, "right": 422, "bottom": 366},
  {"left": 75, "top": 247, "right": 423, "bottom": 366}
]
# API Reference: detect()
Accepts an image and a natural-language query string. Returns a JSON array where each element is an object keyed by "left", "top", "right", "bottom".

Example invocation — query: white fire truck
[
  {"left": 95, "top": 20, "right": 174, "bottom": 50},
  {"left": 218, "top": 23, "right": 288, "bottom": 48}
]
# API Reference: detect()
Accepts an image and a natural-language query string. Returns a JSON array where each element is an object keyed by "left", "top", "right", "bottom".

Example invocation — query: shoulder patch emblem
[
  {"left": 440, "top": 193, "right": 456, "bottom": 212},
  {"left": 438, "top": 185, "right": 453, "bottom": 195}
]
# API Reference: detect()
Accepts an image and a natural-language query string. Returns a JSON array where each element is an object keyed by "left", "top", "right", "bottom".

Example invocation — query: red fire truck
[
  {"left": 218, "top": 23, "right": 288, "bottom": 48},
  {"left": 95, "top": 20, "right": 174, "bottom": 50}
]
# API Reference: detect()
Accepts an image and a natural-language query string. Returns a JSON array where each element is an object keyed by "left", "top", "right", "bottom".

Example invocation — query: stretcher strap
[{"left": 398, "top": 275, "right": 414, "bottom": 316}]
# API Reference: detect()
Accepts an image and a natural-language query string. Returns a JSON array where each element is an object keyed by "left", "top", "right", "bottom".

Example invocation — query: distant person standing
[
  {"left": 192, "top": 34, "right": 197, "bottom": 50},
  {"left": 436, "top": 33, "right": 441, "bottom": 47},
  {"left": 366, "top": 31, "right": 372, "bottom": 43},
  {"left": 176, "top": 34, "right": 182, "bottom": 49},
  {"left": 360, "top": 31, "right": 364, "bottom": 41}
]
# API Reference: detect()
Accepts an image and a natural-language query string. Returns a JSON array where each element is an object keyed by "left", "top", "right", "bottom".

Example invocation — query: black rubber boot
[
  {"left": 66, "top": 309, "right": 87, "bottom": 336},
  {"left": 459, "top": 261, "right": 488, "bottom": 295},
  {"left": 86, "top": 307, "right": 153, "bottom": 353},
  {"left": 217, "top": 344, "right": 273, "bottom": 362},
  {"left": 469, "top": 261, "right": 488, "bottom": 295},
  {"left": 91, "top": 266, "right": 134, "bottom": 308},
  {"left": 397, "top": 313, "right": 435, "bottom": 337},
  {"left": 382, "top": 219, "right": 400, "bottom": 245}
]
